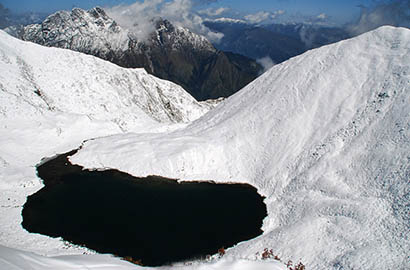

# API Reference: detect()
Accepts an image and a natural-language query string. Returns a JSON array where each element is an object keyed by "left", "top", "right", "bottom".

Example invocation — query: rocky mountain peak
[
  {"left": 18, "top": 7, "right": 129, "bottom": 56},
  {"left": 43, "top": 7, "right": 120, "bottom": 35},
  {"left": 87, "top": 6, "right": 109, "bottom": 20},
  {"left": 12, "top": 7, "right": 261, "bottom": 100},
  {"left": 150, "top": 17, "right": 216, "bottom": 53},
  {"left": 154, "top": 18, "right": 175, "bottom": 33}
]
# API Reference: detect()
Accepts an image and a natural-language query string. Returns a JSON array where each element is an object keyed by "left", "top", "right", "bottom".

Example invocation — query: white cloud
[
  {"left": 106, "top": 0, "right": 162, "bottom": 41},
  {"left": 346, "top": 0, "right": 410, "bottom": 36},
  {"left": 206, "top": 30, "right": 224, "bottom": 43},
  {"left": 199, "top": 7, "right": 229, "bottom": 17},
  {"left": 298, "top": 25, "right": 315, "bottom": 48},
  {"left": 316, "top": 13, "right": 328, "bottom": 20},
  {"left": 211, "top": 17, "right": 247, "bottom": 24},
  {"left": 256, "top": 56, "right": 275, "bottom": 74},
  {"left": 244, "top": 10, "right": 285, "bottom": 24},
  {"left": 276, "top": 10, "right": 285, "bottom": 16},
  {"left": 244, "top": 11, "right": 271, "bottom": 24},
  {"left": 106, "top": 0, "right": 224, "bottom": 43}
]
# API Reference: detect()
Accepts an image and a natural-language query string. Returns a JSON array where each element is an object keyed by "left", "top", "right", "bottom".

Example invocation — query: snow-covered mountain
[
  {"left": 0, "top": 4, "right": 47, "bottom": 29},
  {"left": 0, "top": 26, "right": 408, "bottom": 270},
  {"left": 17, "top": 7, "right": 130, "bottom": 59},
  {"left": 11, "top": 7, "right": 261, "bottom": 100},
  {"left": 17, "top": 7, "right": 215, "bottom": 58},
  {"left": 0, "top": 27, "right": 209, "bottom": 189},
  {"left": 0, "top": 28, "right": 219, "bottom": 269},
  {"left": 0, "top": 29, "right": 208, "bottom": 128},
  {"left": 69, "top": 26, "right": 410, "bottom": 269},
  {"left": 0, "top": 27, "right": 209, "bottom": 199}
]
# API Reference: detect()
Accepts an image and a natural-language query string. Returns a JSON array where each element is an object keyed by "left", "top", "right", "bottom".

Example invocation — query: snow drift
[{"left": 71, "top": 26, "right": 410, "bottom": 269}]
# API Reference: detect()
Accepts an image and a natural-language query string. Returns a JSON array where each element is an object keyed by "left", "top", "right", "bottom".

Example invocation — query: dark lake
[{"left": 22, "top": 149, "right": 267, "bottom": 266}]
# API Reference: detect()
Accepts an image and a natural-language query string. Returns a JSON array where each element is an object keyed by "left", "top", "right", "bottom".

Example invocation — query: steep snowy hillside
[
  {"left": 71, "top": 26, "right": 410, "bottom": 269},
  {"left": 12, "top": 7, "right": 261, "bottom": 100},
  {"left": 0, "top": 30, "right": 208, "bottom": 128},
  {"left": 0, "top": 29, "right": 284, "bottom": 270},
  {"left": 0, "top": 29, "right": 210, "bottom": 267}
]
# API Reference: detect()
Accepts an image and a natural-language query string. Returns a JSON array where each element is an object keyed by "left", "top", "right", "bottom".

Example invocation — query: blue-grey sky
[{"left": 0, "top": 0, "right": 377, "bottom": 24}]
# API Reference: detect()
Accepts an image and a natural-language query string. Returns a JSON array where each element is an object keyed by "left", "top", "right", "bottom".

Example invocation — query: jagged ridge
[{"left": 13, "top": 7, "right": 261, "bottom": 101}]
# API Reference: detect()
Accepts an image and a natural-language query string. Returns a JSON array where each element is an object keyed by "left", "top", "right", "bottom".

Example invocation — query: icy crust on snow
[
  {"left": 0, "top": 30, "right": 208, "bottom": 128},
  {"left": 71, "top": 26, "right": 410, "bottom": 269}
]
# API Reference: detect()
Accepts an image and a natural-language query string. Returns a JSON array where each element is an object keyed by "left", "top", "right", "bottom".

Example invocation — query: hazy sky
[{"left": 0, "top": 0, "right": 378, "bottom": 25}]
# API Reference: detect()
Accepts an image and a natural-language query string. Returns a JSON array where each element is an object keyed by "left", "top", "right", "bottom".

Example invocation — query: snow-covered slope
[
  {"left": 0, "top": 29, "right": 208, "bottom": 128},
  {"left": 1, "top": 26, "right": 408, "bottom": 270},
  {"left": 0, "top": 244, "right": 286, "bottom": 270},
  {"left": 0, "top": 29, "right": 210, "bottom": 268},
  {"left": 0, "top": 245, "right": 138, "bottom": 270},
  {"left": 0, "top": 28, "right": 210, "bottom": 187},
  {"left": 71, "top": 26, "right": 410, "bottom": 269}
]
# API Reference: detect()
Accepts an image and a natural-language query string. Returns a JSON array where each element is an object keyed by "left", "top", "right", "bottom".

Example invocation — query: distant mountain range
[
  {"left": 7, "top": 7, "right": 261, "bottom": 101},
  {"left": 204, "top": 19, "right": 350, "bottom": 64},
  {"left": 0, "top": 4, "right": 46, "bottom": 29}
]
